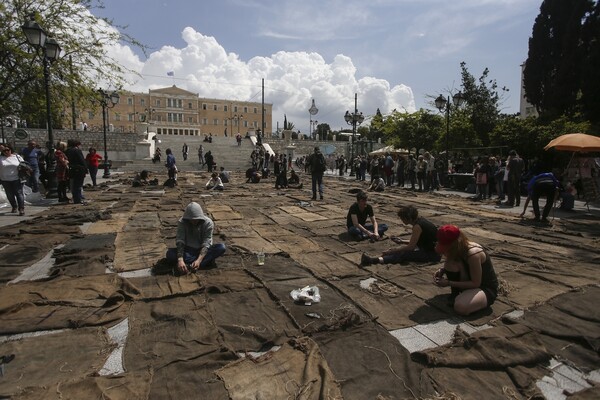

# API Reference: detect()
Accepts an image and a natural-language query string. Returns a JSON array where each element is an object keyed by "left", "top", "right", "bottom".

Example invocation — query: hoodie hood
[{"left": 182, "top": 202, "right": 205, "bottom": 220}]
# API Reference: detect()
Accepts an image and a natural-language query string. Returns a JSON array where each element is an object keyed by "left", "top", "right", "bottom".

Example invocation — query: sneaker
[
  {"left": 320, "top": 195, "right": 323, "bottom": 200},
  {"left": 311, "top": 196, "right": 316, "bottom": 201},
  {"left": 11, "top": 207, "right": 17, "bottom": 213},
  {"left": 18, "top": 209, "right": 25, "bottom": 216},
  {"left": 360, "top": 253, "right": 372, "bottom": 266}
]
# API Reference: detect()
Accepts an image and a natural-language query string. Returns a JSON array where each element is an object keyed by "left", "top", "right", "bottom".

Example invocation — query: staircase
[{"left": 117, "top": 134, "right": 256, "bottom": 173}]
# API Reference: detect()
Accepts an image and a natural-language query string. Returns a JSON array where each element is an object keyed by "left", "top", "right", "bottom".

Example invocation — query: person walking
[
  {"left": 165, "top": 148, "right": 177, "bottom": 185},
  {"left": 198, "top": 145, "right": 204, "bottom": 165},
  {"left": 182, "top": 143, "right": 189, "bottom": 161},
  {"left": 505, "top": 150, "right": 524, "bottom": 207},
  {"left": 307, "top": 146, "right": 326, "bottom": 200},
  {"left": 0, "top": 144, "right": 26, "bottom": 215},
  {"left": 65, "top": 139, "right": 87, "bottom": 204},
  {"left": 20, "top": 140, "right": 42, "bottom": 193},
  {"left": 85, "top": 147, "right": 102, "bottom": 186}
]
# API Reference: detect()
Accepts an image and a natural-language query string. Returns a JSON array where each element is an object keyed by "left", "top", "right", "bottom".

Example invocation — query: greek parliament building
[{"left": 76, "top": 85, "right": 273, "bottom": 137}]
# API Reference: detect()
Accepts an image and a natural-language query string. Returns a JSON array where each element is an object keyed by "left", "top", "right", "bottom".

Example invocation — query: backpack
[
  {"left": 16, "top": 155, "right": 33, "bottom": 183},
  {"left": 311, "top": 152, "right": 326, "bottom": 173}
]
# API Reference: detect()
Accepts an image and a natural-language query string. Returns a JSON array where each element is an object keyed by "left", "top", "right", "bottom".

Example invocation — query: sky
[{"left": 93, "top": 0, "right": 542, "bottom": 134}]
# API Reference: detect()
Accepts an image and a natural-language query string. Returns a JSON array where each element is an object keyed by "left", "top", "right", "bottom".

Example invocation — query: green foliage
[
  {"left": 580, "top": 1, "right": 600, "bottom": 124},
  {"left": 459, "top": 62, "right": 505, "bottom": 147},
  {"left": 0, "top": 0, "right": 144, "bottom": 124},
  {"left": 381, "top": 109, "right": 444, "bottom": 152},
  {"left": 367, "top": 108, "right": 384, "bottom": 141}
]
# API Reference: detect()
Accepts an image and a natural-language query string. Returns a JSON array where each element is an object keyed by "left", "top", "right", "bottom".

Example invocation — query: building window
[
  {"left": 244, "top": 120, "right": 248, "bottom": 128},
  {"left": 202, "top": 103, "right": 207, "bottom": 110},
  {"left": 140, "top": 99, "right": 145, "bottom": 106},
  {"left": 178, "top": 114, "right": 183, "bottom": 122},
  {"left": 253, "top": 121, "right": 257, "bottom": 128},
  {"left": 127, "top": 98, "right": 133, "bottom": 105},
  {"left": 178, "top": 99, "right": 182, "bottom": 108},
  {"left": 224, "top": 105, "right": 228, "bottom": 112},
  {"left": 213, "top": 118, "right": 218, "bottom": 125},
  {"left": 244, "top": 106, "right": 248, "bottom": 113},
  {"left": 224, "top": 119, "right": 228, "bottom": 126},
  {"left": 254, "top": 107, "right": 258, "bottom": 113},
  {"left": 188, "top": 117, "right": 193, "bottom": 123},
  {"left": 203, "top": 118, "right": 208, "bottom": 125},
  {"left": 128, "top": 113, "right": 134, "bottom": 122},
  {"left": 213, "top": 104, "right": 218, "bottom": 111},
  {"left": 156, "top": 99, "right": 161, "bottom": 107},
  {"left": 188, "top": 102, "right": 192, "bottom": 109},
  {"left": 234, "top": 106, "right": 238, "bottom": 112},
  {"left": 114, "top": 113, "right": 121, "bottom": 121}
]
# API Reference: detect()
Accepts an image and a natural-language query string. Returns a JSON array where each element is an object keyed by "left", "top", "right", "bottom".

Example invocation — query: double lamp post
[
  {"left": 435, "top": 92, "right": 465, "bottom": 174},
  {"left": 21, "top": 14, "right": 61, "bottom": 197},
  {"left": 98, "top": 89, "right": 120, "bottom": 178},
  {"left": 344, "top": 93, "right": 364, "bottom": 176}
]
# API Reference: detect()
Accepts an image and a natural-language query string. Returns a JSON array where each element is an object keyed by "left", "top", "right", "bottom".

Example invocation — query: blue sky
[{"left": 94, "top": 0, "right": 541, "bottom": 133}]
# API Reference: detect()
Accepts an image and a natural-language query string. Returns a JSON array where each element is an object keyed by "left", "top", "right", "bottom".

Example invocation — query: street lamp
[
  {"left": 22, "top": 13, "right": 61, "bottom": 197},
  {"left": 309, "top": 99, "right": 318, "bottom": 140},
  {"left": 344, "top": 93, "right": 365, "bottom": 176},
  {"left": 435, "top": 92, "right": 465, "bottom": 176},
  {"left": 233, "top": 114, "right": 243, "bottom": 136},
  {"left": 98, "top": 89, "right": 119, "bottom": 178},
  {"left": 144, "top": 108, "right": 155, "bottom": 133},
  {"left": 313, "top": 120, "right": 319, "bottom": 139}
]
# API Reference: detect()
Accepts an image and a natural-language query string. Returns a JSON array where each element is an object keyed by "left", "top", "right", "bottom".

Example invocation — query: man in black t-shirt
[{"left": 346, "top": 190, "right": 388, "bottom": 241}]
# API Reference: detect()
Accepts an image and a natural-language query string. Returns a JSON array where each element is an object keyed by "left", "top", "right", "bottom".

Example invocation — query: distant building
[
  {"left": 519, "top": 63, "right": 538, "bottom": 119},
  {"left": 67, "top": 85, "right": 273, "bottom": 136}
]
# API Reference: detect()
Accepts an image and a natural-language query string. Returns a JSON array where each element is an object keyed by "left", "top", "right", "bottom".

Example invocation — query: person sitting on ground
[
  {"left": 275, "top": 168, "right": 288, "bottom": 189},
  {"left": 287, "top": 169, "right": 303, "bottom": 189},
  {"left": 559, "top": 180, "right": 576, "bottom": 211},
  {"left": 432, "top": 225, "right": 499, "bottom": 315},
  {"left": 165, "top": 202, "right": 226, "bottom": 274},
  {"left": 519, "top": 172, "right": 560, "bottom": 224},
  {"left": 219, "top": 167, "right": 230, "bottom": 183},
  {"left": 361, "top": 205, "right": 441, "bottom": 266},
  {"left": 245, "top": 166, "right": 261, "bottom": 183},
  {"left": 206, "top": 172, "right": 224, "bottom": 190},
  {"left": 346, "top": 190, "right": 388, "bottom": 241},
  {"left": 368, "top": 175, "right": 386, "bottom": 192},
  {"left": 133, "top": 170, "right": 158, "bottom": 187}
]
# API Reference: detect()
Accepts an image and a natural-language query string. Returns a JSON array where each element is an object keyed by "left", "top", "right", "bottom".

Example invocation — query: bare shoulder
[{"left": 467, "top": 242, "right": 486, "bottom": 260}]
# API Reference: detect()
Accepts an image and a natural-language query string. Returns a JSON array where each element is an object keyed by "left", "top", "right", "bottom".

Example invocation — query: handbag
[
  {"left": 476, "top": 172, "right": 488, "bottom": 185},
  {"left": 16, "top": 155, "right": 33, "bottom": 183}
]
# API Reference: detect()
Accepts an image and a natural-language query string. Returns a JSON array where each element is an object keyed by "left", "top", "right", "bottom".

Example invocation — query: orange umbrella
[{"left": 544, "top": 133, "right": 600, "bottom": 152}]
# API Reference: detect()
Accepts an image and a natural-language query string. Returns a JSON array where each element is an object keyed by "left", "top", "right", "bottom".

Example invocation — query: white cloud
[{"left": 111, "top": 27, "right": 415, "bottom": 133}]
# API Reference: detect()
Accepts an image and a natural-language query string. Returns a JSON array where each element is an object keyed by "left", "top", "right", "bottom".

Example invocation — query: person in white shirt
[{"left": 205, "top": 172, "right": 224, "bottom": 190}]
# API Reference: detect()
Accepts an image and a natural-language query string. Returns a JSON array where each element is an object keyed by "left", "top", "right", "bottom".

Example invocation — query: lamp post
[
  {"left": 344, "top": 93, "right": 365, "bottom": 176},
  {"left": 144, "top": 108, "right": 155, "bottom": 133},
  {"left": 233, "top": 114, "right": 243, "bottom": 136},
  {"left": 99, "top": 89, "right": 119, "bottom": 178},
  {"left": 308, "top": 99, "right": 318, "bottom": 140},
  {"left": 435, "top": 92, "right": 465, "bottom": 177},
  {"left": 313, "top": 120, "right": 319, "bottom": 140},
  {"left": 22, "top": 13, "right": 61, "bottom": 197}
]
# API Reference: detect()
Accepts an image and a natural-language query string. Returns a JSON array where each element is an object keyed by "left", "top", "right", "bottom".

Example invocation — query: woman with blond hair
[{"left": 432, "top": 225, "right": 498, "bottom": 315}]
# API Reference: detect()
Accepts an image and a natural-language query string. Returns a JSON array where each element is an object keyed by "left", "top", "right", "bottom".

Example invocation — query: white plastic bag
[{"left": 290, "top": 286, "right": 321, "bottom": 306}]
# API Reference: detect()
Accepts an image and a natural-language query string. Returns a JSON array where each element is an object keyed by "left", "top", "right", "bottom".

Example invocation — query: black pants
[{"left": 532, "top": 182, "right": 556, "bottom": 220}]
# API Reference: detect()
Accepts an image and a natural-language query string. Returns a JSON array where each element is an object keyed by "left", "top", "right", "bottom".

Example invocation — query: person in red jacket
[{"left": 85, "top": 147, "right": 102, "bottom": 186}]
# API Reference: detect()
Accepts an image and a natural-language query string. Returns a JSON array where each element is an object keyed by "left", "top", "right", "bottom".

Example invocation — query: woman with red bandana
[{"left": 432, "top": 225, "right": 498, "bottom": 315}]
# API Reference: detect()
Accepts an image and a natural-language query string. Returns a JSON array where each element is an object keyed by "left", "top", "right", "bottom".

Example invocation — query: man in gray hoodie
[{"left": 165, "top": 202, "right": 226, "bottom": 274}]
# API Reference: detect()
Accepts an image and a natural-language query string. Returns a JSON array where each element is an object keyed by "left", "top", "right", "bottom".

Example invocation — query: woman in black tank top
[{"left": 432, "top": 225, "right": 499, "bottom": 315}]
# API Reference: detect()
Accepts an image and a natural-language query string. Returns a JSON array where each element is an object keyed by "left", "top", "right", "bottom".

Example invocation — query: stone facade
[{"left": 62, "top": 85, "right": 273, "bottom": 137}]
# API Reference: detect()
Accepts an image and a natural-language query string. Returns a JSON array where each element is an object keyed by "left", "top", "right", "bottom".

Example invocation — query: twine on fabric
[
  {"left": 497, "top": 278, "right": 513, "bottom": 296},
  {"left": 365, "top": 281, "right": 402, "bottom": 298},
  {"left": 363, "top": 346, "right": 418, "bottom": 399}
]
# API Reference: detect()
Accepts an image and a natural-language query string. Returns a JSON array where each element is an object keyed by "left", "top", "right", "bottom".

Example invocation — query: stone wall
[
  {"left": 1, "top": 127, "right": 149, "bottom": 161},
  {"left": 265, "top": 137, "right": 384, "bottom": 159}
]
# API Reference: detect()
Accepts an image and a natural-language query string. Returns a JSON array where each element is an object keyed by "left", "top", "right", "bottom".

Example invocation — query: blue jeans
[
  {"left": 70, "top": 175, "right": 85, "bottom": 203},
  {"left": 28, "top": 166, "right": 40, "bottom": 193},
  {"left": 166, "top": 243, "right": 226, "bottom": 268},
  {"left": 311, "top": 173, "right": 323, "bottom": 198},
  {"left": 1, "top": 180, "right": 25, "bottom": 210},
  {"left": 348, "top": 223, "right": 388, "bottom": 240},
  {"left": 88, "top": 166, "right": 99, "bottom": 186}
]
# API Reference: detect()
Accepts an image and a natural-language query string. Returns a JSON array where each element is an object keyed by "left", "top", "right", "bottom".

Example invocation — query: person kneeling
[
  {"left": 206, "top": 172, "right": 224, "bottom": 190},
  {"left": 432, "top": 225, "right": 498, "bottom": 316},
  {"left": 165, "top": 202, "right": 226, "bottom": 274},
  {"left": 346, "top": 190, "right": 388, "bottom": 241},
  {"left": 361, "top": 205, "right": 441, "bottom": 266},
  {"left": 368, "top": 175, "right": 385, "bottom": 192}
]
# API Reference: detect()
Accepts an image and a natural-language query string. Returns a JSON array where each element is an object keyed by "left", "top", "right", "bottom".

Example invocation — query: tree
[
  {"left": 381, "top": 109, "right": 444, "bottom": 153},
  {"left": 0, "top": 0, "right": 144, "bottom": 126},
  {"left": 580, "top": 1, "right": 600, "bottom": 124},
  {"left": 368, "top": 108, "right": 384, "bottom": 141},
  {"left": 523, "top": 0, "right": 594, "bottom": 119},
  {"left": 459, "top": 62, "right": 505, "bottom": 147}
]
